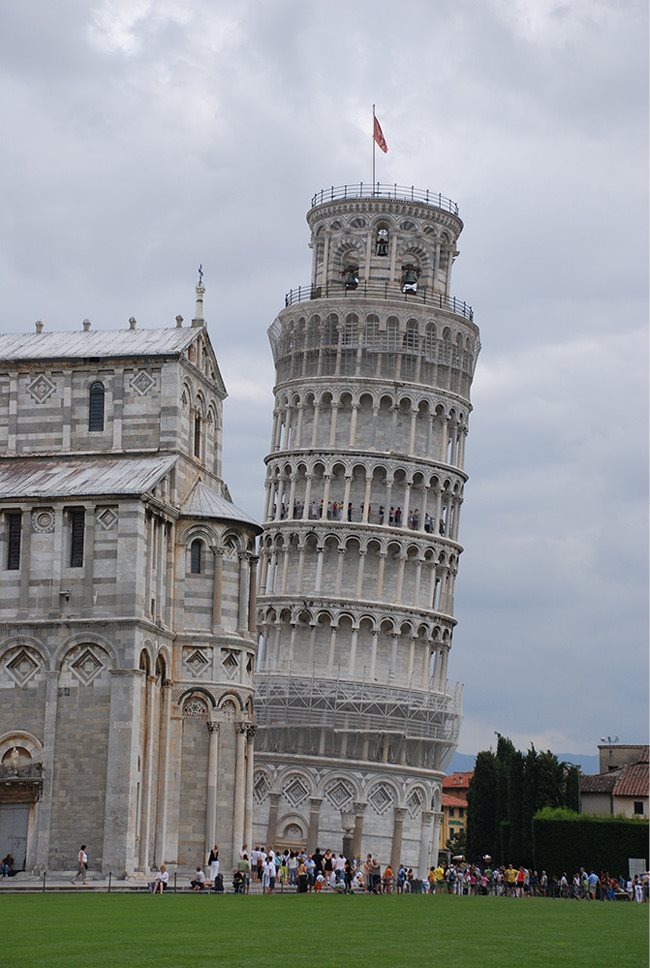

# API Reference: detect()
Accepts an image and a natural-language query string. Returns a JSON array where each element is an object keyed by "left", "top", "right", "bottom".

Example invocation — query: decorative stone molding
[
  {"left": 31, "top": 509, "right": 55, "bottom": 533},
  {"left": 27, "top": 374, "right": 56, "bottom": 404}
]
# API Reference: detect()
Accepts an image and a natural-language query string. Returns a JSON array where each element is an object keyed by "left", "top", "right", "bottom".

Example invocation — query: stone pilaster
[
  {"left": 266, "top": 791, "right": 281, "bottom": 846},
  {"left": 205, "top": 721, "right": 220, "bottom": 855},
  {"left": 231, "top": 723, "right": 247, "bottom": 856},
  {"left": 102, "top": 670, "right": 143, "bottom": 875},
  {"left": 307, "top": 796, "right": 323, "bottom": 852},
  {"left": 352, "top": 800, "right": 366, "bottom": 860},
  {"left": 243, "top": 724, "right": 256, "bottom": 852},
  {"left": 418, "top": 809, "right": 434, "bottom": 877}
]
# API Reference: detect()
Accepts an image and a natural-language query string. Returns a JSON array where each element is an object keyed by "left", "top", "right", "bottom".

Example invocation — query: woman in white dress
[{"left": 208, "top": 845, "right": 220, "bottom": 882}]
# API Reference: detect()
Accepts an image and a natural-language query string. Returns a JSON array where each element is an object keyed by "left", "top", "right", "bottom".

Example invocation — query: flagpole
[{"left": 372, "top": 103, "right": 376, "bottom": 192}]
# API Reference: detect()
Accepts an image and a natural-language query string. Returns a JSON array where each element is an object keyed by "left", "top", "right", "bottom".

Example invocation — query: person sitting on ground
[
  {"left": 190, "top": 866, "right": 208, "bottom": 891},
  {"left": 1, "top": 853, "right": 15, "bottom": 877},
  {"left": 151, "top": 864, "right": 168, "bottom": 894}
]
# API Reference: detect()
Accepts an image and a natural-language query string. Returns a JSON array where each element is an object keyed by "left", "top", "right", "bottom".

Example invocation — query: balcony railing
[
  {"left": 284, "top": 282, "right": 474, "bottom": 322},
  {"left": 310, "top": 183, "right": 460, "bottom": 216}
]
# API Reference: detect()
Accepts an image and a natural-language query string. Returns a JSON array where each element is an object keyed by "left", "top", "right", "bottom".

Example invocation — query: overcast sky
[{"left": 1, "top": 0, "right": 647, "bottom": 758}]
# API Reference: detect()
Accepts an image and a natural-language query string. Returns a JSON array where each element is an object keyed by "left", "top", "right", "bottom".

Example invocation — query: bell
[{"left": 344, "top": 268, "right": 359, "bottom": 290}]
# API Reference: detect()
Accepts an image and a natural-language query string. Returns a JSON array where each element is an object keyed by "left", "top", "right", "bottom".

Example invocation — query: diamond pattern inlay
[
  {"left": 221, "top": 650, "right": 239, "bottom": 677},
  {"left": 406, "top": 789, "right": 423, "bottom": 818},
  {"left": 6, "top": 649, "right": 40, "bottom": 686},
  {"left": 369, "top": 785, "right": 394, "bottom": 816},
  {"left": 284, "top": 776, "right": 309, "bottom": 807},
  {"left": 253, "top": 772, "right": 270, "bottom": 805},
  {"left": 70, "top": 648, "right": 104, "bottom": 685},
  {"left": 130, "top": 370, "right": 155, "bottom": 396},
  {"left": 325, "top": 779, "right": 354, "bottom": 810},
  {"left": 185, "top": 648, "right": 209, "bottom": 678},
  {"left": 97, "top": 508, "right": 118, "bottom": 530},
  {"left": 28, "top": 374, "right": 56, "bottom": 404}
]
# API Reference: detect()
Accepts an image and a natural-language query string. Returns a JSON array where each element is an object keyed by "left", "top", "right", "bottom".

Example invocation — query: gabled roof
[
  {"left": 580, "top": 771, "right": 619, "bottom": 795},
  {"left": 0, "top": 327, "right": 199, "bottom": 362},
  {"left": 180, "top": 479, "right": 261, "bottom": 531},
  {"left": 581, "top": 748, "right": 649, "bottom": 799},
  {"left": 0, "top": 455, "right": 176, "bottom": 499},
  {"left": 612, "top": 762, "right": 649, "bottom": 799}
]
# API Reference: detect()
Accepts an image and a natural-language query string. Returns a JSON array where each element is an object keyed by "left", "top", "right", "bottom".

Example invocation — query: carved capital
[
  {"left": 207, "top": 722, "right": 220, "bottom": 734},
  {"left": 353, "top": 801, "right": 367, "bottom": 815}
]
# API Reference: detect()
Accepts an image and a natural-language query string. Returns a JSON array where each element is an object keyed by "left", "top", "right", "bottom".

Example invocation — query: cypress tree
[
  {"left": 466, "top": 750, "right": 498, "bottom": 861},
  {"left": 564, "top": 764, "right": 581, "bottom": 812}
]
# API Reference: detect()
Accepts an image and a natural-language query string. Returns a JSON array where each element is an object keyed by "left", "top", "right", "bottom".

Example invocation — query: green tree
[
  {"left": 537, "top": 750, "right": 566, "bottom": 808},
  {"left": 465, "top": 735, "right": 576, "bottom": 867},
  {"left": 564, "top": 764, "right": 581, "bottom": 812},
  {"left": 466, "top": 750, "right": 498, "bottom": 861},
  {"left": 507, "top": 750, "right": 525, "bottom": 863}
]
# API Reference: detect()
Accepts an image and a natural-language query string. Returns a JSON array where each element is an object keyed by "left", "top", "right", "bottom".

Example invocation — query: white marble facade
[
  {"left": 0, "top": 289, "right": 261, "bottom": 876},
  {"left": 254, "top": 186, "right": 480, "bottom": 873}
]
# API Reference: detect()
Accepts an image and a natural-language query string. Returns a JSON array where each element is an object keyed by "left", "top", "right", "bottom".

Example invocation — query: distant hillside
[{"left": 448, "top": 751, "right": 600, "bottom": 775}]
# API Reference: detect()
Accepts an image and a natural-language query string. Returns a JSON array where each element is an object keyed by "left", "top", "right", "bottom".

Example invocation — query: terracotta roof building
[{"left": 580, "top": 746, "right": 649, "bottom": 819}]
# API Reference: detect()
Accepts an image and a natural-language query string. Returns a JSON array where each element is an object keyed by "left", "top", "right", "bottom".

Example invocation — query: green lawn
[{"left": 5, "top": 893, "right": 647, "bottom": 967}]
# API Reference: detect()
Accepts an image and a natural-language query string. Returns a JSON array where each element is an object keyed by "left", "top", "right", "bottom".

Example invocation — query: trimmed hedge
[{"left": 533, "top": 807, "right": 649, "bottom": 875}]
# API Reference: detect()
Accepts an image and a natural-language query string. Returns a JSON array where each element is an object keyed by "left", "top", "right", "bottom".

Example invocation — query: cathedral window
[
  {"left": 88, "top": 382, "right": 105, "bottom": 432},
  {"left": 194, "top": 414, "right": 202, "bottom": 458},
  {"left": 69, "top": 509, "right": 85, "bottom": 567},
  {"left": 190, "top": 538, "right": 203, "bottom": 574},
  {"left": 6, "top": 512, "right": 21, "bottom": 570}
]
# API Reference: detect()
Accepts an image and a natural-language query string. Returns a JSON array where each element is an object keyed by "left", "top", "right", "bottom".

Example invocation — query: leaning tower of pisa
[{"left": 253, "top": 183, "right": 480, "bottom": 874}]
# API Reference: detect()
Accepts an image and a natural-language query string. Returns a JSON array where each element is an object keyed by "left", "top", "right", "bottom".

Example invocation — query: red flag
[{"left": 373, "top": 115, "right": 388, "bottom": 153}]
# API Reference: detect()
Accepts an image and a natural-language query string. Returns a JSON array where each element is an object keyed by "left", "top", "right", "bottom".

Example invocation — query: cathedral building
[
  {"left": 254, "top": 184, "right": 480, "bottom": 873},
  {"left": 0, "top": 284, "right": 261, "bottom": 876}
]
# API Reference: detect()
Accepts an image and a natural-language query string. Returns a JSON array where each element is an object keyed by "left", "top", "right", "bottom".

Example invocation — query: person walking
[{"left": 70, "top": 844, "right": 88, "bottom": 885}]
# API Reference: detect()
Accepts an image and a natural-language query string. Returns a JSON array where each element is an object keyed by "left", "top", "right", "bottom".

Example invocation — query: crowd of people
[{"left": 166, "top": 844, "right": 649, "bottom": 902}]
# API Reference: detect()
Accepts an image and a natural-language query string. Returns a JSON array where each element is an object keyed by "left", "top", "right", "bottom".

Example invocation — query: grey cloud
[{"left": 0, "top": 0, "right": 646, "bottom": 753}]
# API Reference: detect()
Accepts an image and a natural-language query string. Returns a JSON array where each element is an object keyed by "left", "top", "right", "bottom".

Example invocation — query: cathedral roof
[
  {"left": 179, "top": 479, "right": 261, "bottom": 531},
  {"left": 0, "top": 454, "right": 176, "bottom": 499},
  {"left": 0, "top": 327, "right": 199, "bottom": 362}
]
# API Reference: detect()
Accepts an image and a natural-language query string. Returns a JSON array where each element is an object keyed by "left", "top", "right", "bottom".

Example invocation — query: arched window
[
  {"left": 190, "top": 539, "right": 203, "bottom": 574},
  {"left": 88, "top": 382, "right": 105, "bottom": 432},
  {"left": 194, "top": 414, "right": 201, "bottom": 458}
]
